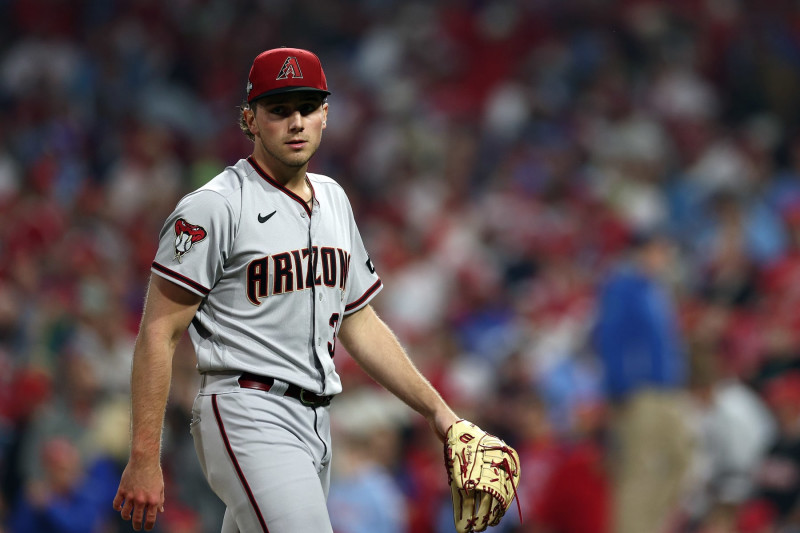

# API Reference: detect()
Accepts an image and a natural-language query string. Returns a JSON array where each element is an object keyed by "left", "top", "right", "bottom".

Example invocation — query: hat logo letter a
[{"left": 276, "top": 56, "right": 303, "bottom": 80}]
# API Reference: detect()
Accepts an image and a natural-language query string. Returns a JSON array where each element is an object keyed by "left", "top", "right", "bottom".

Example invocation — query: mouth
[{"left": 286, "top": 139, "right": 307, "bottom": 149}]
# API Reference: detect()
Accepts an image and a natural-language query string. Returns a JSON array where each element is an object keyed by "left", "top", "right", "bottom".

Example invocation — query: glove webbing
[
  {"left": 485, "top": 442, "right": 522, "bottom": 524},
  {"left": 455, "top": 433, "right": 523, "bottom": 526}
]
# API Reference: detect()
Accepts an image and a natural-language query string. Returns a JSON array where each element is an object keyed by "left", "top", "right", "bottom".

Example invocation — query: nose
[{"left": 288, "top": 110, "right": 304, "bottom": 132}]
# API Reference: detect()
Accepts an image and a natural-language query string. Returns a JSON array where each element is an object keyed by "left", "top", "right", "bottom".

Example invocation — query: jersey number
[{"left": 327, "top": 313, "right": 340, "bottom": 358}]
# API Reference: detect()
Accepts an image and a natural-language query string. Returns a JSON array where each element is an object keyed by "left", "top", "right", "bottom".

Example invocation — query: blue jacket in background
[
  {"left": 9, "top": 458, "right": 119, "bottom": 533},
  {"left": 592, "top": 264, "right": 687, "bottom": 402}
]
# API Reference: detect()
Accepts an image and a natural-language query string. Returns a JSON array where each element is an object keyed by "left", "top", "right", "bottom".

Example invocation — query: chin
[
  {"left": 282, "top": 156, "right": 312, "bottom": 168},
  {"left": 288, "top": 150, "right": 316, "bottom": 165}
]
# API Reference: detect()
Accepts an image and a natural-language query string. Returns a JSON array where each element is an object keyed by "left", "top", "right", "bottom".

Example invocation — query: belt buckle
[{"left": 300, "top": 389, "right": 329, "bottom": 407}]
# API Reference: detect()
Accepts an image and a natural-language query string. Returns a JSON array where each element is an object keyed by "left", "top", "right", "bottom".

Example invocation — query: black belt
[{"left": 238, "top": 373, "right": 332, "bottom": 407}]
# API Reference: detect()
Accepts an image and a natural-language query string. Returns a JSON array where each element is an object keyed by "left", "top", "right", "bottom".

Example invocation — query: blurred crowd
[{"left": 2, "top": 0, "right": 800, "bottom": 532}]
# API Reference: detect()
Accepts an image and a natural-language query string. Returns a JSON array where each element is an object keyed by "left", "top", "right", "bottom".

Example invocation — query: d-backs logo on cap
[{"left": 276, "top": 56, "right": 303, "bottom": 80}]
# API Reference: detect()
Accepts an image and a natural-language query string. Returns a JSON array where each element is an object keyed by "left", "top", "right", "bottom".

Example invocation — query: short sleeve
[
  {"left": 151, "top": 189, "right": 237, "bottom": 297},
  {"left": 343, "top": 213, "right": 382, "bottom": 314}
]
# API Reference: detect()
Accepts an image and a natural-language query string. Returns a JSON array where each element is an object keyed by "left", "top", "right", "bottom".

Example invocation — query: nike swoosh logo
[{"left": 258, "top": 211, "right": 277, "bottom": 223}]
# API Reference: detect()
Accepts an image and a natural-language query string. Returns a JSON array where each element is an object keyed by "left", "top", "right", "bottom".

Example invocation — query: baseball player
[{"left": 112, "top": 47, "right": 460, "bottom": 532}]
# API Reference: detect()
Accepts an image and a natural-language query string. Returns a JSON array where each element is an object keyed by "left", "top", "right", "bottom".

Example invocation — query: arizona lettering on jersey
[
  {"left": 246, "top": 246, "right": 351, "bottom": 305},
  {"left": 151, "top": 157, "right": 382, "bottom": 395}
]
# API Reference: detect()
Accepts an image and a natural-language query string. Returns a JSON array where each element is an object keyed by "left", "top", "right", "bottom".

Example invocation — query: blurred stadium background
[{"left": 2, "top": 0, "right": 800, "bottom": 532}]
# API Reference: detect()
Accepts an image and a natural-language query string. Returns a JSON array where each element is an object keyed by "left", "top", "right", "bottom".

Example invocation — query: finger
[
  {"left": 453, "top": 486, "right": 474, "bottom": 533},
  {"left": 112, "top": 491, "right": 124, "bottom": 511},
  {"left": 144, "top": 503, "right": 160, "bottom": 531},
  {"left": 132, "top": 501, "right": 146, "bottom": 531},
  {"left": 488, "top": 495, "right": 504, "bottom": 526},
  {"left": 473, "top": 492, "right": 493, "bottom": 532},
  {"left": 467, "top": 491, "right": 480, "bottom": 533},
  {"left": 120, "top": 498, "right": 135, "bottom": 521}
]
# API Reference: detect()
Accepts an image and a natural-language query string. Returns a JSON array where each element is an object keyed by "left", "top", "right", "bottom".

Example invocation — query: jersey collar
[{"left": 247, "top": 156, "right": 314, "bottom": 216}]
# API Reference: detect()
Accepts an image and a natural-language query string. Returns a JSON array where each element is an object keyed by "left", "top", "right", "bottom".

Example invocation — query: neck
[
  {"left": 250, "top": 151, "right": 308, "bottom": 189},
  {"left": 249, "top": 152, "right": 313, "bottom": 205}
]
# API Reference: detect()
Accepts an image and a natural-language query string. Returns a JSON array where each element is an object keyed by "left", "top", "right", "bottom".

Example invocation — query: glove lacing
[{"left": 488, "top": 443, "right": 522, "bottom": 524}]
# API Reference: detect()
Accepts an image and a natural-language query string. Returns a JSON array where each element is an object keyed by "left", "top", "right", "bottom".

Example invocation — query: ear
[{"left": 245, "top": 107, "right": 259, "bottom": 136}]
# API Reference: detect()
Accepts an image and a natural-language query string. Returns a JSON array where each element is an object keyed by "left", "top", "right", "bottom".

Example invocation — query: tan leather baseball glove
[{"left": 444, "top": 419, "right": 521, "bottom": 533}]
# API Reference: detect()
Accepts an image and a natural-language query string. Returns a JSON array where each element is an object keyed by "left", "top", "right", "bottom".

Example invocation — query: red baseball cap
[{"left": 246, "top": 47, "right": 330, "bottom": 103}]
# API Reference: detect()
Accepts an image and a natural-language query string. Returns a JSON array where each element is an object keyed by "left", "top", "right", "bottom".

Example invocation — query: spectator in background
[
  {"left": 8, "top": 437, "right": 116, "bottom": 533},
  {"left": 533, "top": 434, "right": 610, "bottom": 533},
  {"left": 695, "top": 190, "right": 763, "bottom": 308},
  {"left": 327, "top": 389, "right": 408, "bottom": 533},
  {"left": 682, "top": 344, "right": 776, "bottom": 532},
  {"left": 18, "top": 354, "right": 107, "bottom": 482},
  {"left": 515, "top": 389, "right": 611, "bottom": 533},
  {"left": 507, "top": 391, "right": 564, "bottom": 532},
  {"left": 748, "top": 371, "right": 800, "bottom": 530},
  {"left": 0, "top": 365, "right": 51, "bottom": 525},
  {"left": 327, "top": 432, "right": 407, "bottom": 533},
  {"left": 592, "top": 230, "right": 693, "bottom": 533},
  {"left": 14, "top": 352, "right": 124, "bottom": 532}
]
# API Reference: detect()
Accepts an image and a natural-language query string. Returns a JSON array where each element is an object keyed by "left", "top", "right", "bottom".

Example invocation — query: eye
[
  {"left": 299, "top": 103, "right": 319, "bottom": 115},
  {"left": 268, "top": 106, "right": 288, "bottom": 116}
]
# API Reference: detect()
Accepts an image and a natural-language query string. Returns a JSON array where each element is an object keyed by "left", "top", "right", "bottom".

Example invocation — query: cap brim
[{"left": 248, "top": 86, "right": 331, "bottom": 103}]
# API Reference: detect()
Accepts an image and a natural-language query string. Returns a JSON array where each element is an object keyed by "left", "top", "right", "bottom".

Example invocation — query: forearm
[
  {"left": 128, "top": 331, "right": 176, "bottom": 461},
  {"left": 127, "top": 275, "right": 201, "bottom": 462},
  {"left": 354, "top": 328, "right": 445, "bottom": 417},
  {"left": 114, "top": 276, "right": 200, "bottom": 530},
  {"left": 339, "top": 306, "right": 458, "bottom": 438}
]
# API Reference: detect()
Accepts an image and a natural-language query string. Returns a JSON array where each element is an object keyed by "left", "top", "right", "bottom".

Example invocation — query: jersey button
[
  {"left": 317, "top": 337, "right": 322, "bottom": 346},
  {"left": 300, "top": 211, "right": 306, "bottom": 218},
  {"left": 319, "top": 293, "right": 323, "bottom": 301}
]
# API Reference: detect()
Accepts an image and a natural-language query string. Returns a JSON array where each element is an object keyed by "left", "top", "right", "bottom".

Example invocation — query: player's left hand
[
  {"left": 112, "top": 459, "right": 165, "bottom": 531},
  {"left": 444, "top": 419, "right": 521, "bottom": 533}
]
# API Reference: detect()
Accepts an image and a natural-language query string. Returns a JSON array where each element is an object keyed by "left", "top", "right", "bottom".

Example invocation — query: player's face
[{"left": 248, "top": 92, "right": 328, "bottom": 175}]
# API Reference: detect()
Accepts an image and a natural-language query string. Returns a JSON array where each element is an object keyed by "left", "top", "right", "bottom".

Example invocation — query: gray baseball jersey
[{"left": 151, "top": 156, "right": 382, "bottom": 395}]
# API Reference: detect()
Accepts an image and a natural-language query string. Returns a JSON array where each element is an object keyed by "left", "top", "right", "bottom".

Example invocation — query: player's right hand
[{"left": 112, "top": 460, "right": 165, "bottom": 531}]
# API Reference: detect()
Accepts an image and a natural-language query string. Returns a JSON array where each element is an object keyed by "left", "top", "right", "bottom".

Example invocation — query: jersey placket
[{"left": 306, "top": 197, "right": 328, "bottom": 394}]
